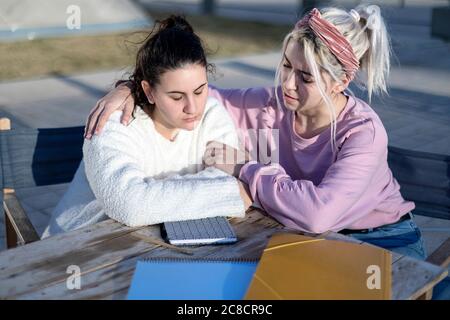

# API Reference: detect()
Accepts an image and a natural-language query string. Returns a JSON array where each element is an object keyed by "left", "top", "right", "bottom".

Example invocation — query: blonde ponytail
[{"left": 355, "top": 4, "right": 392, "bottom": 101}]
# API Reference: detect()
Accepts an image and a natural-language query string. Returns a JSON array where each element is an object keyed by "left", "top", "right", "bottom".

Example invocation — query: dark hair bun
[
  {"left": 129, "top": 14, "right": 210, "bottom": 113},
  {"left": 158, "top": 15, "right": 194, "bottom": 33}
]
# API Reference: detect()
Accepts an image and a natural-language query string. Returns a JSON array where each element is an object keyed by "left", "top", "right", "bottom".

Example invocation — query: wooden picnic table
[{"left": 0, "top": 209, "right": 447, "bottom": 300}]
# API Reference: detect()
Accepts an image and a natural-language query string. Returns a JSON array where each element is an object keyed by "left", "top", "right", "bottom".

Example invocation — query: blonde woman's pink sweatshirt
[{"left": 210, "top": 86, "right": 414, "bottom": 234}]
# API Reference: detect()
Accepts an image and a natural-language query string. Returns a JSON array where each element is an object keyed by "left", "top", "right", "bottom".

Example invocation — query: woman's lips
[
  {"left": 183, "top": 116, "right": 197, "bottom": 123},
  {"left": 284, "top": 93, "right": 299, "bottom": 102}
]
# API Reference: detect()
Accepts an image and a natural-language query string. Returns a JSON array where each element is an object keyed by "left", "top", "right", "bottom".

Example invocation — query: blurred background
[
  {"left": 0, "top": 1, "right": 449, "bottom": 292},
  {"left": 1, "top": 1, "right": 449, "bottom": 144}
]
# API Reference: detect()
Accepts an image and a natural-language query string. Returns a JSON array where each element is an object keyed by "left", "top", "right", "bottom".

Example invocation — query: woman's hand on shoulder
[{"left": 84, "top": 81, "right": 135, "bottom": 139}]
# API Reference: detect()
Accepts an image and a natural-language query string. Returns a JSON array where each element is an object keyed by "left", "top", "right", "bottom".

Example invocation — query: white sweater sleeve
[{"left": 83, "top": 112, "right": 245, "bottom": 228}]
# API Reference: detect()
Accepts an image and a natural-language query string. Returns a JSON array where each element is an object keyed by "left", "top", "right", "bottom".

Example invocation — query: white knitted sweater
[{"left": 42, "top": 97, "right": 245, "bottom": 238}]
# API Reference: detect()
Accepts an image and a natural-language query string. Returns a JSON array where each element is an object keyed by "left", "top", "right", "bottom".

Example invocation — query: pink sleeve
[
  {"left": 239, "top": 120, "right": 387, "bottom": 234},
  {"left": 208, "top": 85, "right": 275, "bottom": 132}
]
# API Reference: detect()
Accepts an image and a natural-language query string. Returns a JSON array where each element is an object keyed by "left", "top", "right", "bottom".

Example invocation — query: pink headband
[{"left": 295, "top": 8, "right": 359, "bottom": 81}]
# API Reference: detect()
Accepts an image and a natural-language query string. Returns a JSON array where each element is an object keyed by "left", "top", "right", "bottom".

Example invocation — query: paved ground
[
  {"left": 1, "top": 50, "right": 448, "bottom": 152},
  {"left": 140, "top": 0, "right": 450, "bottom": 26},
  {"left": 0, "top": 0, "right": 152, "bottom": 42},
  {"left": 0, "top": 2, "right": 449, "bottom": 296}
]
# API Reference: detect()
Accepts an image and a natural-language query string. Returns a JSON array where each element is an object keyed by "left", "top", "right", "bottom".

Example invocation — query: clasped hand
[{"left": 202, "top": 141, "right": 250, "bottom": 178}]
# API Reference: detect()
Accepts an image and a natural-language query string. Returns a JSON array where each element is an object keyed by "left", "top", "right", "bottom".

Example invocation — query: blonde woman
[{"left": 84, "top": 5, "right": 426, "bottom": 259}]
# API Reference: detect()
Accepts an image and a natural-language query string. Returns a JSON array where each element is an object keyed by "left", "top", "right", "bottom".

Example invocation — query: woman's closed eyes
[
  {"left": 283, "top": 61, "right": 314, "bottom": 83},
  {"left": 168, "top": 82, "right": 207, "bottom": 101},
  {"left": 170, "top": 90, "right": 204, "bottom": 101}
]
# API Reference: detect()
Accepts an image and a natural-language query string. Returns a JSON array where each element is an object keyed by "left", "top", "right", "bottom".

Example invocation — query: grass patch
[{"left": 0, "top": 11, "right": 290, "bottom": 81}]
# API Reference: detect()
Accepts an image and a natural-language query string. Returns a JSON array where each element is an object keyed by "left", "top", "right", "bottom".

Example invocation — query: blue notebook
[{"left": 127, "top": 258, "right": 258, "bottom": 300}]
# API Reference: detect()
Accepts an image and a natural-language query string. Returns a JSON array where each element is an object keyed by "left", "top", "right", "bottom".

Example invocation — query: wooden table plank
[
  {"left": 0, "top": 209, "right": 447, "bottom": 300},
  {"left": 8, "top": 210, "right": 283, "bottom": 299},
  {"left": 391, "top": 255, "right": 448, "bottom": 300},
  {"left": 0, "top": 219, "right": 126, "bottom": 272},
  {"left": 0, "top": 229, "right": 160, "bottom": 298}
]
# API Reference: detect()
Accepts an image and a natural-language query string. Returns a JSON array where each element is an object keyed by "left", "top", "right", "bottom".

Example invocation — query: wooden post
[
  {"left": 4, "top": 203, "right": 18, "bottom": 249},
  {"left": 0, "top": 118, "right": 18, "bottom": 248},
  {"left": 0, "top": 118, "right": 10, "bottom": 130},
  {"left": 0, "top": 118, "right": 12, "bottom": 197}
]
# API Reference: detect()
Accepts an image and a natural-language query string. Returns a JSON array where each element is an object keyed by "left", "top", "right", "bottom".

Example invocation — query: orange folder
[{"left": 245, "top": 233, "right": 392, "bottom": 300}]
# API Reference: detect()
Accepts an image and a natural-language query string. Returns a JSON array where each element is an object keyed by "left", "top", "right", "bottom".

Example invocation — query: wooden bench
[{"left": 0, "top": 118, "right": 83, "bottom": 247}]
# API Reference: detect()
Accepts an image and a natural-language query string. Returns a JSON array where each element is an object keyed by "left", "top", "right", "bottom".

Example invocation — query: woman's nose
[
  {"left": 284, "top": 70, "right": 297, "bottom": 90},
  {"left": 184, "top": 96, "right": 197, "bottom": 114}
]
